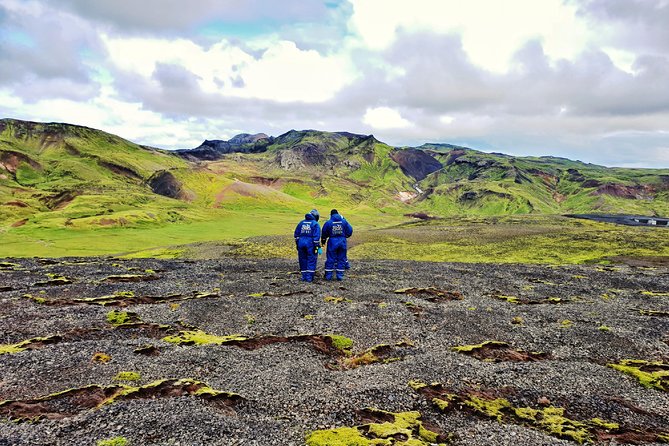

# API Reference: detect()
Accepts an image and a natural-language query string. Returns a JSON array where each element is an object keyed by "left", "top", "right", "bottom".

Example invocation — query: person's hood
[
  {"left": 330, "top": 213, "right": 343, "bottom": 222},
  {"left": 304, "top": 213, "right": 315, "bottom": 221}
]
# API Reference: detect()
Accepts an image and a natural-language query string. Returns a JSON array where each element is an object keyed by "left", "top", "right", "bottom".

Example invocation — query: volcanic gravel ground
[{"left": 0, "top": 257, "right": 668, "bottom": 445}]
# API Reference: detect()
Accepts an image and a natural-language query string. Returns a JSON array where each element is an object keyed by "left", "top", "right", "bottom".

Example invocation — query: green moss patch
[
  {"left": 324, "top": 296, "right": 352, "bottom": 304},
  {"left": 608, "top": 359, "right": 668, "bottom": 392},
  {"left": 162, "top": 330, "right": 247, "bottom": 346},
  {"left": 637, "top": 309, "right": 669, "bottom": 317},
  {"left": 305, "top": 408, "right": 450, "bottom": 446},
  {"left": 97, "top": 437, "right": 128, "bottom": 446},
  {"left": 325, "top": 334, "right": 354, "bottom": 353},
  {"left": 410, "top": 381, "right": 668, "bottom": 444},
  {"left": 27, "top": 290, "right": 219, "bottom": 306},
  {"left": 0, "top": 378, "right": 242, "bottom": 422},
  {"left": 113, "top": 371, "right": 141, "bottom": 382},
  {"left": 106, "top": 310, "right": 142, "bottom": 327},
  {"left": 0, "top": 335, "right": 61, "bottom": 355},
  {"left": 339, "top": 341, "right": 414, "bottom": 370},
  {"left": 0, "top": 261, "right": 21, "bottom": 271},
  {"left": 33, "top": 274, "right": 74, "bottom": 286},
  {"left": 489, "top": 290, "right": 570, "bottom": 305},
  {"left": 451, "top": 341, "right": 549, "bottom": 362},
  {"left": 640, "top": 290, "right": 669, "bottom": 297}
]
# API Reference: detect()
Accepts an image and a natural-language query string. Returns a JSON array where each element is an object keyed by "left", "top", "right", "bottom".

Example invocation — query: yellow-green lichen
[
  {"left": 597, "top": 325, "right": 611, "bottom": 331},
  {"left": 608, "top": 359, "right": 668, "bottom": 391},
  {"left": 0, "top": 378, "right": 241, "bottom": 421},
  {"left": 493, "top": 294, "right": 520, "bottom": 304},
  {"left": 305, "top": 409, "right": 447, "bottom": 446},
  {"left": 162, "top": 330, "right": 247, "bottom": 346},
  {"left": 640, "top": 290, "right": 669, "bottom": 297},
  {"left": 589, "top": 418, "right": 620, "bottom": 430},
  {"left": 559, "top": 319, "right": 573, "bottom": 329},
  {"left": 0, "top": 262, "right": 20, "bottom": 270},
  {"left": 658, "top": 433, "right": 669, "bottom": 442},
  {"left": 432, "top": 395, "right": 455, "bottom": 411},
  {"left": 106, "top": 311, "right": 139, "bottom": 327},
  {"left": 305, "top": 427, "right": 375, "bottom": 446},
  {"left": 413, "top": 383, "right": 598, "bottom": 444},
  {"left": 638, "top": 309, "right": 669, "bottom": 317},
  {"left": 451, "top": 341, "right": 508, "bottom": 353},
  {"left": 114, "top": 291, "right": 135, "bottom": 298},
  {"left": 97, "top": 437, "right": 128, "bottom": 446},
  {"left": 0, "top": 335, "right": 59, "bottom": 355},
  {"left": 464, "top": 396, "right": 512, "bottom": 421},
  {"left": 408, "top": 380, "right": 428, "bottom": 391},
  {"left": 326, "top": 334, "right": 354, "bottom": 352},
  {"left": 113, "top": 371, "right": 141, "bottom": 382},
  {"left": 324, "top": 296, "right": 351, "bottom": 304},
  {"left": 536, "top": 407, "right": 591, "bottom": 444},
  {"left": 24, "top": 294, "right": 46, "bottom": 304},
  {"left": 92, "top": 352, "right": 112, "bottom": 363}
]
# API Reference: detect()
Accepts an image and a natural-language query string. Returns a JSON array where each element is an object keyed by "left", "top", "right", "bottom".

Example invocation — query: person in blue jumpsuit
[
  {"left": 294, "top": 211, "right": 321, "bottom": 282},
  {"left": 321, "top": 209, "right": 353, "bottom": 280}
]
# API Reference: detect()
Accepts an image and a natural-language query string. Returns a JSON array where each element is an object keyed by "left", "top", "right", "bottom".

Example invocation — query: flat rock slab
[{"left": 1, "top": 257, "right": 668, "bottom": 445}]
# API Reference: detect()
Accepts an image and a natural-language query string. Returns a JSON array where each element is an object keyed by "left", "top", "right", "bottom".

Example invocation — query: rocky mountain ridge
[{"left": 1, "top": 118, "right": 669, "bottom": 234}]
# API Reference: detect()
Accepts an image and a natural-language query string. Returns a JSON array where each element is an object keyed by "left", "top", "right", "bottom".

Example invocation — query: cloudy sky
[{"left": 1, "top": 0, "right": 668, "bottom": 167}]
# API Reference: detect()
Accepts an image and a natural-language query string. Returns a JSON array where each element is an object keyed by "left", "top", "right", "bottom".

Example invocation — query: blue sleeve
[
  {"left": 313, "top": 222, "right": 321, "bottom": 245},
  {"left": 344, "top": 220, "right": 353, "bottom": 238},
  {"left": 294, "top": 221, "right": 302, "bottom": 239},
  {"left": 321, "top": 221, "right": 331, "bottom": 242}
]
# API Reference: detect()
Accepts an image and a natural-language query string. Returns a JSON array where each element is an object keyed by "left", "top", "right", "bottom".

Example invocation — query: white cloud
[
  {"left": 363, "top": 106, "right": 412, "bottom": 129},
  {"left": 235, "top": 40, "right": 355, "bottom": 102},
  {"left": 2, "top": 0, "right": 669, "bottom": 167},
  {"left": 349, "top": 0, "right": 589, "bottom": 72},
  {"left": 102, "top": 36, "right": 355, "bottom": 103}
]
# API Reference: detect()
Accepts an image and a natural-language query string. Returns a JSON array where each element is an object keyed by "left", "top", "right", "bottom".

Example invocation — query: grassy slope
[
  {"left": 1, "top": 120, "right": 668, "bottom": 263},
  {"left": 419, "top": 147, "right": 669, "bottom": 216}
]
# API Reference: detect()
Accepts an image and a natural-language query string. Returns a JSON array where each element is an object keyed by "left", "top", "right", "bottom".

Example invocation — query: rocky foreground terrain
[{"left": 0, "top": 257, "right": 668, "bottom": 445}]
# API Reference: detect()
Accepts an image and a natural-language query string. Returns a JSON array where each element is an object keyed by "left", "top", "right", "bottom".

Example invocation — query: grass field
[{"left": 3, "top": 211, "right": 667, "bottom": 266}]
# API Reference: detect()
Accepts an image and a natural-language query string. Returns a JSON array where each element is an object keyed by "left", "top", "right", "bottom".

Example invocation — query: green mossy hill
[
  {"left": 0, "top": 118, "right": 198, "bottom": 233},
  {"left": 418, "top": 143, "right": 669, "bottom": 216},
  {"left": 305, "top": 408, "right": 449, "bottom": 446},
  {"left": 3, "top": 118, "right": 669, "bottom": 259}
]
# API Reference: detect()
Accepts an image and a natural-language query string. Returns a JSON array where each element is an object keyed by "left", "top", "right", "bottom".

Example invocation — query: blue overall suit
[
  {"left": 321, "top": 213, "right": 353, "bottom": 280},
  {"left": 294, "top": 213, "right": 321, "bottom": 282}
]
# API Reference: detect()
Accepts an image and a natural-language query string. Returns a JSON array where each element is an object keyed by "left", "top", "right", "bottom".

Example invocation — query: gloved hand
[{"left": 317, "top": 247, "right": 323, "bottom": 255}]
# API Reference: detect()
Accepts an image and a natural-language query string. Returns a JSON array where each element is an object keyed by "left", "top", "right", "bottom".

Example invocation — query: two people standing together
[{"left": 294, "top": 209, "right": 353, "bottom": 282}]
